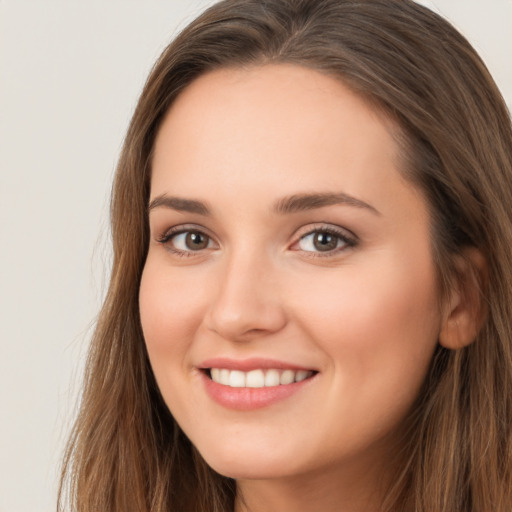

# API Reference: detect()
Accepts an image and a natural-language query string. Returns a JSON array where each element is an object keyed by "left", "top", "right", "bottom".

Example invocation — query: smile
[
  {"left": 209, "top": 368, "right": 315, "bottom": 388},
  {"left": 199, "top": 360, "right": 318, "bottom": 410}
]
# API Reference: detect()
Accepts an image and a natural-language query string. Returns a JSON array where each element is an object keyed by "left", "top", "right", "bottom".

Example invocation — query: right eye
[{"left": 158, "top": 228, "right": 215, "bottom": 256}]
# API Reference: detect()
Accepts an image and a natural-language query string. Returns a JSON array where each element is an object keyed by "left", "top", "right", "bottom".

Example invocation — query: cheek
[
  {"left": 289, "top": 251, "right": 441, "bottom": 410},
  {"left": 139, "top": 258, "right": 209, "bottom": 374},
  {"left": 139, "top": 258, "right": 217, "bottom": 429}
]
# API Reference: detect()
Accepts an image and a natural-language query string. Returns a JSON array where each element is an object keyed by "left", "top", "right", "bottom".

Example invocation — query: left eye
[{"left": 297, "top": 230, "right": 351, "bottom": 253}]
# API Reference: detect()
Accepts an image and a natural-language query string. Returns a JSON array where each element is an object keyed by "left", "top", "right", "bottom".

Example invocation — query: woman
[{"left": 59, "top": 0, "right": 512, "bottom": 511}]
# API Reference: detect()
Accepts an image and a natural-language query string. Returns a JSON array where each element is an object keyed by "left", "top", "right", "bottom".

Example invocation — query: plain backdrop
[{"left": 0, "top": 1, "right": 510, "bottom": 511}]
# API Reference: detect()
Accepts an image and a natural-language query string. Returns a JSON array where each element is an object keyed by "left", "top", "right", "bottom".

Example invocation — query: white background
[{"left": 0, "top": 1, "right": 510, "bottom": 511}]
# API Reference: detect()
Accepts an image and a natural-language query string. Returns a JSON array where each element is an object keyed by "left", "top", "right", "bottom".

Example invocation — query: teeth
[
  {"left": 209, "top": 368, "right": 314, "bottom": 387},
  {"left": 229, "top": 370, "right": 246, "bottom": 387},
  {"left": 280, "top": 369, "right": 295, "bottom": 385},
  {"left": 295, "top": 370, "right": 310, "bottom": 382},
  {"left": 211, "top": 368, "right": 220, "bottom": 382},
  {"left": 220, "top": 368, "right": 230, "bottom": 384},
  {"left": 265, "top": 369, "right": 280, "bottom": 387},
  {"left": 246, "top": 369, "right": 265, "bottom": 388}
]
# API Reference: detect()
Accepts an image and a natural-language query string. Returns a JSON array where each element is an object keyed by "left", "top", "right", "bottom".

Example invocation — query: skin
[{"left": 139, "top": 64, "right": 448, "bottom": 512}]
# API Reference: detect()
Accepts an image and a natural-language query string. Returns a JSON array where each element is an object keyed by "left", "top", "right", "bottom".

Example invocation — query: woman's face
[{"left": 140, "top": 65, "right": 443, "bottom": 484}]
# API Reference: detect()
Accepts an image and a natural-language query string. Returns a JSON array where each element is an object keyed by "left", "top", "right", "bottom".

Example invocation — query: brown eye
[
  {"left": 296, "top": 228, "right": 355, "bottom": 254},
  {"left": 185, "top": 231, "right": 209, "bottom": 250},
  {"left": 162, "top": 230, "right": 213, "bottom": 253},
  {"left": 312, "top": 232, "right": 338, "bottom": 251}
]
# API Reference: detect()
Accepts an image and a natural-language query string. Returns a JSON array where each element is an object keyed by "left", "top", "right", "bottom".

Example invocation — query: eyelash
[
  {"left": 156, "top": 224, "right": 358, "bottom": 258},
  {"left": 294, "top": 225, "right": 357, "bottom": 257},
  {"left": 156, "top": 225, "right": 214, "bottom": 258}
]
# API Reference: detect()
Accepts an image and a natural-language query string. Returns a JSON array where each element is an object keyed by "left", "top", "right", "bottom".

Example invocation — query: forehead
[{"left": 150, "top": 64, "right": 421, "bottom": 221}]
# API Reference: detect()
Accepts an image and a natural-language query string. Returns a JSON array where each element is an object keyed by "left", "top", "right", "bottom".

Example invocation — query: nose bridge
[{"left": 205, "top": 243, "right": 286, "bottom": 340}]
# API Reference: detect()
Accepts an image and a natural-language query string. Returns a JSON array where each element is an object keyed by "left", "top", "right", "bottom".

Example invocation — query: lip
[
  {"left": 198, "top": 357, "right": 318, "bottom": 411},
  {"left": 199, "top": 357, "right": 315, "bottom": 372}
]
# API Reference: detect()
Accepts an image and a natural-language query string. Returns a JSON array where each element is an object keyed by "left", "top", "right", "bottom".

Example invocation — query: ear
[{"left": 439, "top": 248, "right": 488, "bottom": 350}]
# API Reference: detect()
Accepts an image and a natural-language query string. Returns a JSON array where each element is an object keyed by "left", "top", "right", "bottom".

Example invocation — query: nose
[{"left": 203, "top": 250, "right": 288, "bottom": 342}]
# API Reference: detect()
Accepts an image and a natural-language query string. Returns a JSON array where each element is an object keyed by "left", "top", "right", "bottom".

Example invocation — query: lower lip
[{"left": 201, "top": 371, "right": 315, "bottom": 411}]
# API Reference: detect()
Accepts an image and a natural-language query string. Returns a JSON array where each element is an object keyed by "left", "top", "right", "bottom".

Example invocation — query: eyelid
[
  {"left": 157, "top": 223, "right": 201, "bottom": 240},
  {"left": 153, "top": 222, "right": 357, "bottom": 257},
  {"left": 155, "top": 224, "right": 218, "bottom": 255},
  {"left": 290, "top": 223, "right": 358, "bottom": 255}
]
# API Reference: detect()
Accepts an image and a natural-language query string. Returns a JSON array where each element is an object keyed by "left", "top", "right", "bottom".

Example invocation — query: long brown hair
[{"left": 59, "top": 1, "right": 512, "bottom": 510}]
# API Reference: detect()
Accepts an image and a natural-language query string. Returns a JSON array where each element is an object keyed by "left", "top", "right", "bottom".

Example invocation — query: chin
[
  {"left": 198, "top": 444, "right": 302, "bottom": 481},
  {"left": 207, "top": 460, "right": 290, "bottom": 481}
]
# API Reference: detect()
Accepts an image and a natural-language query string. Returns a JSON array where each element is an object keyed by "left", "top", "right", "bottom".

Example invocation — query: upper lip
[{"left": 198, "top": 357, "right": 317, "bottom": 372}]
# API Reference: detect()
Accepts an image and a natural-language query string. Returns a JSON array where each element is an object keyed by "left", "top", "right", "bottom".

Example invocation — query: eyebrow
[
  {"left": 272, "top": 192, "right": 380, "bottom": 216},
  {"left": 148, "top": 192, "right": 379, "bottom": 216},
  {"left": 148, "top": 195, "right": 212, "bottom": 215}
]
